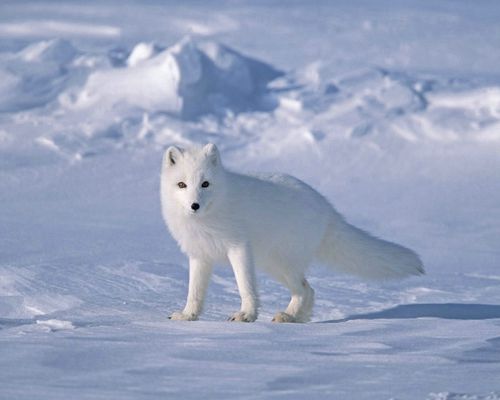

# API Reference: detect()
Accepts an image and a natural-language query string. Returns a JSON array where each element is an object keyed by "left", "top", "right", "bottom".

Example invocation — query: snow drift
[
  {"left": 62, "top": 37, "right": 283, "bottom": 119},
  {"left": 0, "top": 39, "right": 79, "bottom": 112}
]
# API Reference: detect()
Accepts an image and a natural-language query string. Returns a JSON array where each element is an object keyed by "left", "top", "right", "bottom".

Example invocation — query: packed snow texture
[{"left": 1, "top": 1, "right": 500, "bottom": 399}]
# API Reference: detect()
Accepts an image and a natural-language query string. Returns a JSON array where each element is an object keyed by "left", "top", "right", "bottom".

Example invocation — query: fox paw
[
  {"left": 272, "top": 312, "right": 297, "bottom": 323},
  {"left": 169, "top": 311, "right": 198, "bottom": 321},
  {"left": 228, "top": 311, "right": 257, "bottom": 322}
]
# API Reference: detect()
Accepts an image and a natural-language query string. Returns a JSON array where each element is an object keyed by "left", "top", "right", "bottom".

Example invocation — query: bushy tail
[{"left": 317, "top": 218, "right": 424, "bottom": 280}]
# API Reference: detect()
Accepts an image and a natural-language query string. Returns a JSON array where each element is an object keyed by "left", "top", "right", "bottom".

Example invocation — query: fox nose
[{"left": 191, "top": 203, "right": 200, "bottom": 211}]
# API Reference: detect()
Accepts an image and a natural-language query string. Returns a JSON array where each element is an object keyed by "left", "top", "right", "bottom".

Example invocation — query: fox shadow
[{"left": 321, "top": 303, "right": 500, "bottom": 323}]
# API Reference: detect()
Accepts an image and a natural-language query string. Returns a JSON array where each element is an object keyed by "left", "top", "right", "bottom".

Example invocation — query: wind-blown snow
[
  {"left": 61, "top": 36, "right": 281, "bottom": 120},
  {"left": 1, "top": 1, "right": 500, "bottom": 399}
]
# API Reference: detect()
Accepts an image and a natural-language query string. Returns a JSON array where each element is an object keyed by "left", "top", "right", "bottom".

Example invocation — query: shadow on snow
[{"left": 321, "top": 303, "right": 500, "bottom": 323}]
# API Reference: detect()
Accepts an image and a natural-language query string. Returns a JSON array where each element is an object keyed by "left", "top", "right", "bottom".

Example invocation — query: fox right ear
[{"left": 164, "top": 146, "right": 183, "bottom": 167}]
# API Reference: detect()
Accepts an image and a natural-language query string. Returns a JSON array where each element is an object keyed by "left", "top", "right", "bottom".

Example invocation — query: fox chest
[{"left": 168, "top": 219, "right": 235, "bottom": 262}]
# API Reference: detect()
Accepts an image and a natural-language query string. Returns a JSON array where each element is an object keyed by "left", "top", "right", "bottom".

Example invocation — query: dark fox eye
[
  {"left": 177, "top": 182, "right": 187, "bottom": 189},
  {"left": 201, "top": 181, "right": 210, "bottom": 188}
]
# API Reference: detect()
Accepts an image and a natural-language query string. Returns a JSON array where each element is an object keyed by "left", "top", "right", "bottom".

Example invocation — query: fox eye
[
  {"left": 177, "top": 182, "right": 187, "bottom": 189},
  {"left": 201, "top": 181, "right": 210, "bottom": 188}
]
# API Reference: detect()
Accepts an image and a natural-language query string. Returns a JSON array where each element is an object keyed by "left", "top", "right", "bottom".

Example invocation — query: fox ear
[
  {"left": 203, "top": 143, "right": 219, "bottom": 167},
  {"left": 164, "top": 146, "right": 183, "bottom": 167}
]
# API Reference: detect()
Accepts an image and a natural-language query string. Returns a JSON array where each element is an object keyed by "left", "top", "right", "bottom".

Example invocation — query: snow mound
[
  {"left": 266, "top": 66, "right": 500, "bottom": 150},
  {"left": 426, "top": 86, "right": 500, "bottom": 141},
  {"left": 0, "top": 39, "right": 79, "bottom": 112},
  {"left": 36, "top": 319, "right": 75, "bottom": 331},
  {"left": 17, "top": 38, "right": 78, "bottom": 64},
  {"left": 2, "top": 38, "right": 500, "bottom": 167},
  {"left": 62, "top": 37, "right": 283, "bottom": 119},
  {"left": 127, "top": 42, "right": 164, "bottom": 67}
]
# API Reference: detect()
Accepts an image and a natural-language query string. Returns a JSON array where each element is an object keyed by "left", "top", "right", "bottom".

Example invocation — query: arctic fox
[{"left": 161, "top": 143, "right": 424, "bottom": 323}]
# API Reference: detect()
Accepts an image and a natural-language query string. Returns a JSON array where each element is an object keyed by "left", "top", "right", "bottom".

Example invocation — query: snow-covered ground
[{"left": 1, "top": 1, "right": 500, "bottom": 399}]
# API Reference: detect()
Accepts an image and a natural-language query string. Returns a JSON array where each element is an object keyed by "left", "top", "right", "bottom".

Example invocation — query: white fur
[{"left": 161, "top": 143, "right": 424, "bottom": 323}]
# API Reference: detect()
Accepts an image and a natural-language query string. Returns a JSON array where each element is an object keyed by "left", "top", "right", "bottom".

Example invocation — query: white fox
[{"left": 161, "top": 143, "right": 424, "bottom": 323}]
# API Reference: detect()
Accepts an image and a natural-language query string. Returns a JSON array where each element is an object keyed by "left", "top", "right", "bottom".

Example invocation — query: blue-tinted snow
[{"left": 1, "top": 1, "right": 500, "bottom": 399}]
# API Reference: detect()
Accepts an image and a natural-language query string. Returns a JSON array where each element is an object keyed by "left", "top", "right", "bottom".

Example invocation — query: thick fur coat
[{"left": 161, "top": 144, "right": 424, "bottom": 322}]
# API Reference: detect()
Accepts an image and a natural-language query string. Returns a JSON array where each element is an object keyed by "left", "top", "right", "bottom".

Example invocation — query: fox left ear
[{"left": 203, "top": 143, "right": 219, "bottom": 167}]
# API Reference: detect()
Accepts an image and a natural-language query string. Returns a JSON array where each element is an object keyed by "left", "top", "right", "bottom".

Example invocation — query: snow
[
  {"left": 62, "top": 37, "right": 281, "bottom": 119},
  {"left": 1, "top": 1, "right": 500, "bottom": 399},
  {"left": 36, "top": 318, "right": 75, "bottom": 331}
]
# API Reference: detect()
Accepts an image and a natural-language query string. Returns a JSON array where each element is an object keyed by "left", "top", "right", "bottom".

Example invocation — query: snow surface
[{"left": 1, "top": 1, "right": 500, "bottom": 399}]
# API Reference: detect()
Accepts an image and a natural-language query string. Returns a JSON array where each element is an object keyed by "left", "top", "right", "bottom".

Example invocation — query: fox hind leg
[{"left": 272, "top": 274, "right": 314, "bottom": 323}]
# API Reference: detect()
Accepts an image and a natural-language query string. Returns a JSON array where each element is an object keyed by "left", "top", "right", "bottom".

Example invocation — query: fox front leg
[
  {"left": 170, "top": 257, "right": 213, "bottom": 321},
  {"left": 227, "top": 245, "right": 259, "bottom": 322}
]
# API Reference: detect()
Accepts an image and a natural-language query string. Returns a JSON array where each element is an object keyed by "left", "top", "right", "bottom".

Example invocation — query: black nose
[{"left": 191, "top": 203, "right": 200, "bottom": 211}]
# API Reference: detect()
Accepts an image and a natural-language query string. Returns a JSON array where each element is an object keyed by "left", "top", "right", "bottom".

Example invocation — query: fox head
[{"left": 161, "top": 143, "right": 225, "bottom": 216}]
